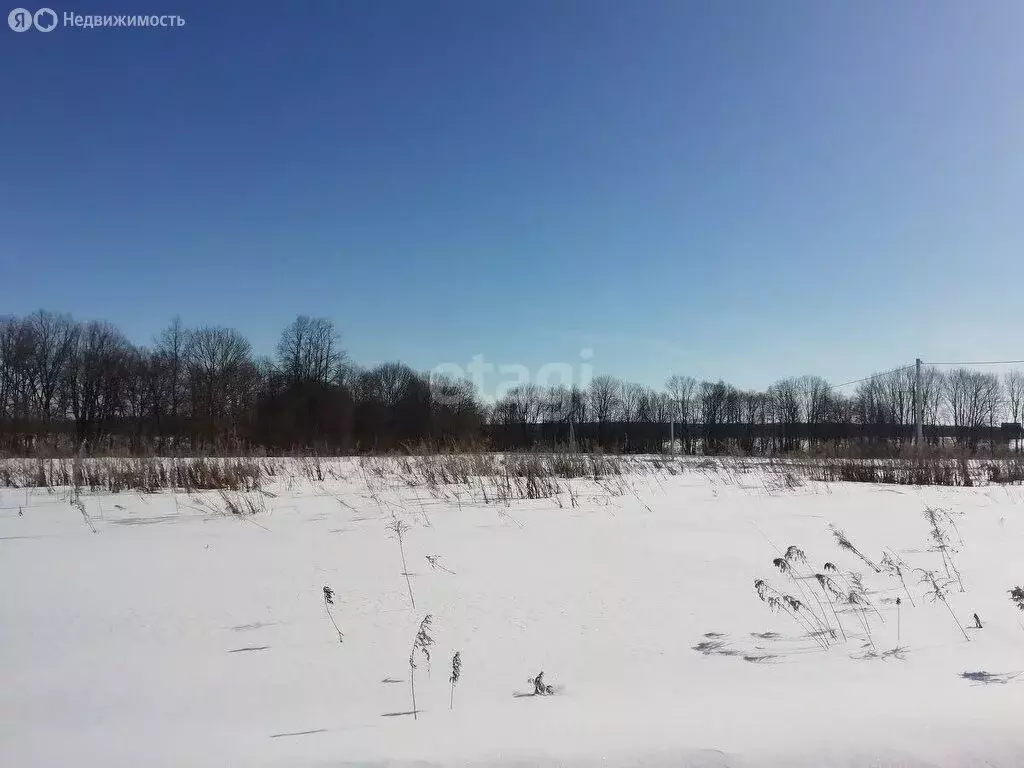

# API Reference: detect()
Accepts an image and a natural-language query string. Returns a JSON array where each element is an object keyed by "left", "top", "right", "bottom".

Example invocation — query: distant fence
[
  {"left": 2, "top": 418, "right": 1021, "bottom": 456},
  {"left": 484, "top": 422, "right": 1024, "bottom": 453}
]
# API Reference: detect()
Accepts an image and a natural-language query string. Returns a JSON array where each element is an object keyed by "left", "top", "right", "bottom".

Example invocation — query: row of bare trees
[
  {"left": 0, "top": 311, "right": 484, "bottom": 453},
  {"left": 489, "top": 368, "right": 1024, "bottom": 452},
  {"left": 2, "top": 310, "right": 1022, "bottom": 454},
  {"left": 492, "top": 370, "right": 1022, "bottom": 428}
]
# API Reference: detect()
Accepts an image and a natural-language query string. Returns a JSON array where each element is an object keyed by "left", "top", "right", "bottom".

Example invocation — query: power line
[
  {"left": 744, "top": 364, "right": 916, "bottom": 402},
  {"left": 826, "top": 364, "right": 916, "bottom": 391},
  {"left": 925, "top": 359, "right": 1024, "bottom": 367}
]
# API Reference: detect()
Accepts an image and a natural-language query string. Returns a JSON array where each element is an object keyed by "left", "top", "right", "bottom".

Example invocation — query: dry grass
[
  {"left": 4, "top": 447, "right": 1022, "bottom": 497},
  {"left": 363, "top": 450, "right": 664, "bottom": 505},
  {"left": 0, "top": 455, "right": 266, "bottom": 492},
  {"left": 0, "top": 450, "right": 367, "bottom": 492},
  {"left": 217, "top": 488, "right": 268, "bottom": 515},
  {"left": 775, "top": 453, "right": 1024, "bottom": 487}
]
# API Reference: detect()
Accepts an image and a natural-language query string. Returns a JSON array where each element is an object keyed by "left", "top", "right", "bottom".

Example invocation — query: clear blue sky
[{"left": 2, "top": 0, "right": 1023, "bottom": 391}]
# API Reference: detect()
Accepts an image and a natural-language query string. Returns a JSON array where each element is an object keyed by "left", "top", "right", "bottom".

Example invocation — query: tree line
[
  {"left": 489, "top": 369, "right": 1022, "bottom": 452},
  {"left": 0, "top": 311, "right": 482, "bottom": 454},
  {"left": 1, "top": 310, "right": 1022, "bottom": 455}
]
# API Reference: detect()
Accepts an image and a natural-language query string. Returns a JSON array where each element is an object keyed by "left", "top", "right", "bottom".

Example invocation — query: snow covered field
[{"left": 2, "top": 458, "right": 1023, "bottom": 767}]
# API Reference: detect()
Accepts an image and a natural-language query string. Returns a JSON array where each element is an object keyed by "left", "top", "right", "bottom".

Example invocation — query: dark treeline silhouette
[
  {"left": 1, "top": 310, "right": 1022, "bottom": 455},
  {"left": 486, "top": 371, "right": 1022, "bottom": 453},
  {"left": 0, "top": 311, "right": 482, "bottom": 455}
]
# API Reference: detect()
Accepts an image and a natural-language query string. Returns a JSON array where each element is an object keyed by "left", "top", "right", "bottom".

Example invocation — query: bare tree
[
  {"left": 982, "top": 373, "right": 1003, "bottom": 431},
  {"left": 651, "top": 391, "right": 674, "bottom": 423},
  {"left": 944, "top": 368, "right": 1002, "bottom": 447},
  {"left": 186, "top": 326, "right": 254, "bottom": 444},
  {"left": 632, "top": 386, "right": 661, "bottom": 423},
  {"left": 798, "top": 375, "right": 833, "bottom": 427},
  {"left": 119, "top": 346, "right": 152, "bottom": 435},
  {"left": 1006, "top": 372, "right": 1024, "bottom": 424},
  {"left": 155, "top": 316, "right": 189, "bottom": 424},
  {"left": 276, "top": 316, "right": 345, "bottom": 386},
  {"left": 619, "top": 381, "right": 645, "bottom": 422},
  {"left": 883, "top": 367, "right": 916, "bottom": 427},
  {"left": 63, "top": 321, "right": 133, "bottom": 443},
  {"left": 769, "top": 378, "right": 802, "bottom": 424},
  {"left": 509, "top": 384, "right": 544, "bottom": 424},
  {"left": 429, "top": 374, "right": 482, "bottom": 442},
  {"left": 490, "top": 384, "right": 543, "bottom": 442},
  {"left": 26, "top": 310, "right": 79, "bottom": 422},
  {"left": 699, "top": 380, "right": 730, "bottom": 453},
  {"left": 588, "top": 375, "right": 620, "bottom": 425},
  {"left": 768, "top": 378, "right": 803, "bottom": 451},
  {"left": 666, "top": 374, "right": 697, "bottom": 451},
  {"left": 366, "top": 362, "right": 417, "bottom": 408},
  {"left": 665, "top": 374, "right": 695, "bottom": 420},
  {"left": 0, "top": 316, "right": 33, "bottom": 423},
  {"left": 430, "top": 374, "right": 477, "bottom": 414},
  {"left": 853, "top": 376, "right": 887, "bottom": 428},
  {"left": 567, "top": 385, "right": 587, "bottom": 426},
  {"left": 919, "top": 366, "right": 945, "bottom": 432},
  {"left": 542, "top": 385, "right": 570, "bottom": 424},
  {"left": 828, "top": 392, "right": 855, "bottom": 426},
  {"left": 1006, "top": 371, "right": 1024, "bottom": 452},
  {"left": 738, "top": 390, "right": 768, "bottom": 452}
]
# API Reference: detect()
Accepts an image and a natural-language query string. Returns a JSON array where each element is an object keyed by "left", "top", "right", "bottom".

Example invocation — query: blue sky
[{"left": 2, "top": 0, "right": 1023, "bottom": 391}]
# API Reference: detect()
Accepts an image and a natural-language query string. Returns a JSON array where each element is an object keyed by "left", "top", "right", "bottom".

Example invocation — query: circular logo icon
[
  {"left": 8, "top": 7, "right": 33, "bottom": 31},
  {"left": 34, "top": 7, "right": 56, "bottom": 31}
]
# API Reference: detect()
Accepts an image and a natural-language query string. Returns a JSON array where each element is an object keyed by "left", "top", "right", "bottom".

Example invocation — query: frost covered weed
[
  {"left": 753, "top": 536, "right": 900, "bottom": 654},
  {"left": 881, "top": 550, "right": 916, "bottom": 607},
  {"left": 408, "top": 615, "right": 435, "bottom": 720},
  {"left": 924, "top": 507, "right": 964, "bottom": 592},
  {"left": 449, "top": 651, "right": 461, "bottom": 710},
  {"left": 831, "top": 525, "right": 881, "bottom": 573},
  {"left": 322, "top": 585, "right": 343, "bottom": 643},
  {"left": 771, "top": 545, "right": 836, "bottom": 641},
  {"left": 918, "top": 569, "right": 970, "bottom": 641},
  {"left": 845, "top": 586, "right": 877, "bottom": 652},
  {"left": 813, "top": 572, "right": 848, "bottom": 642},
  {"left": 1011, "top": 586, "right": 1024, "bottom": 612},
  {"left": 753, "top": 579, "right": 831, "bottom": 650},
  {"left": 71, "top": 488, "right": 97, "bottom": 534},
  {"left": 425, "top": 554, "right": 455, "bottom": 575},
  {"left": 848, "top": 573, "right": 884, "bottom": 623},
  {"left": 386, "top": 516, "right": 415, "bottom": 608}
]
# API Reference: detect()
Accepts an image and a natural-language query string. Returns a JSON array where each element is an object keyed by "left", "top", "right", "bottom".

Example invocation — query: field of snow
[{"left": 2, "top": 458, "right": 1023, "bottom": 767}]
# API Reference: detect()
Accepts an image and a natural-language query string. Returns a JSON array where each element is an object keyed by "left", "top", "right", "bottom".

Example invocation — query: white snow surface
[{"left": 2, "top": 458, "right": 1023, "bottom": 767}]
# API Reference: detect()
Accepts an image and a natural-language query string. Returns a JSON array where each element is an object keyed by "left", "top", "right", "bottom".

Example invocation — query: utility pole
[{"left": 915, "top": 358, "right": 924, "bottom": 447}]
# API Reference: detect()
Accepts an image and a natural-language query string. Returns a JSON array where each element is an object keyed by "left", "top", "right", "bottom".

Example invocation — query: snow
[{"left": 2, "top": 458, "right": 1023, "bottom": 767}]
